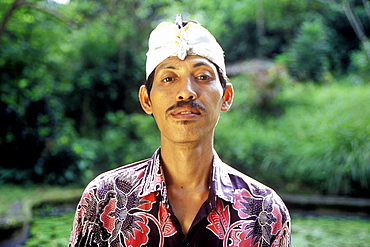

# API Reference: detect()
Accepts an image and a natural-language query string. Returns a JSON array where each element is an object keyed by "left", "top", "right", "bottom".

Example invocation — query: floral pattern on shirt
[
  {"left": 206, "top": 185, "right": 289, "bottom": 247},
  {"left": 69, "top": 166, "right": 179, "bottom": 247},
  {"left": 69, "top": 148, "right": 290, "bottom": 247}
]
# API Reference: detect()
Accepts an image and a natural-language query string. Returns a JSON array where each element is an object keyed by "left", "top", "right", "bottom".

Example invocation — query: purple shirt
[{"left": 69, "top": 148, "right": 290, "bottom": 246}]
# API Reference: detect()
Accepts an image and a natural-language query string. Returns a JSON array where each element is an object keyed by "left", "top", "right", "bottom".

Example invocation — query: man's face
[{"left": 139, "top": 55, "right": 233, "bottom": 145}]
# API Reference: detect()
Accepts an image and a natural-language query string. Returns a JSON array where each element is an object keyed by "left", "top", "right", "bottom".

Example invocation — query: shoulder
[
  {"left": 213, "top": 161, "right": 291, "bottom": 246},
  {"left": 82, "top": 158, "right": 150, "bottom": 197},
  {"left": 69, "top": 158, "right": 156, "bottom": 246},
  {"left": 219, "top": 164, "right": 291, "bottom": 241},
  {"left": 216, "top": 161, "right": 288, "bottom": 212},
  {"left": 226, "top": 164, "right": 275, "bottom": 196}
]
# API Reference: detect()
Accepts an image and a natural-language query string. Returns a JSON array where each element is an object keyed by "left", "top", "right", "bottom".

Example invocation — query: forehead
[{"left": 155, "top": 55, "right": 217, "bottom": 73}]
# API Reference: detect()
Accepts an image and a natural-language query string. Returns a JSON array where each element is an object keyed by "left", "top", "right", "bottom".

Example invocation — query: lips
[
  {"left": 170, "top": 106, "right": 201, "bottom": 119},
  {"left": 171, "top": 106, "right": 200, "bottom": 115},
  {"left": 166, "top": 100, "right": 206, "bottom": 120}
]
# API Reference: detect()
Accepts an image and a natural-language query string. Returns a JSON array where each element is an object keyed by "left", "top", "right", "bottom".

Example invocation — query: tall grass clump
[{"left": 216, "top": 77, "right": 370, "bottom": 197}]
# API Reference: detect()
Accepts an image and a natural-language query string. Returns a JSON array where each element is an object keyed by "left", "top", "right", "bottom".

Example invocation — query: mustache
[{"left": 166, "top": 101, "right": 206, "bottom": 114}]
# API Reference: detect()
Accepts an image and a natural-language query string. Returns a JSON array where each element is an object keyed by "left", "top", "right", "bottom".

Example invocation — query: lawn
[{"left": 291, "top": 214, "right": 370, "bottom": 247}]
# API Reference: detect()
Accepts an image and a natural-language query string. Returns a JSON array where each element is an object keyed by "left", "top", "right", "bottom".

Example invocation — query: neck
[{"left": 160, "top": 138, "right": 214, "bottom": 190}]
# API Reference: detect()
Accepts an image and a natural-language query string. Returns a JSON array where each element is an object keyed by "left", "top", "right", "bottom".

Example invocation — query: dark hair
[{"left": 144, "top": 64, "right": 229, "bottom": 97}]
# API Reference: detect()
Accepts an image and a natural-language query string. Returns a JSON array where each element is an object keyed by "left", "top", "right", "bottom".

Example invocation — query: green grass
[
  {"left": 0, "top": 185, "right": 83, "bottom": 215},
  {"left": 23, "top": 211, "right": 75, "bottom": 247},
  {"left": 0, "top": 184, "right": 81, "bottom": 246},
  {"left": 292, "top": 214, "right": 370, "bottom": 246},
  {"left": 0, "top": 184, "right": 83, "bottom": 230}
]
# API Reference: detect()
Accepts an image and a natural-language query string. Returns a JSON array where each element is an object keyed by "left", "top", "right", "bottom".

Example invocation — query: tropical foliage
[{"left": 1, "top": 0, "right": 369, "bottom": 197}]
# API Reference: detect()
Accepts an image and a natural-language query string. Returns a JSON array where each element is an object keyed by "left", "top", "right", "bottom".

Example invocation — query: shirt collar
[
  {"left": 211, "top": 151, "right": 236, "bottom": 204},
  {"left": 138, "top": 147, "right": 235, "bottom": 204},
  {"left": 138, "top": 148, "right": 165, "bottom": 198}
]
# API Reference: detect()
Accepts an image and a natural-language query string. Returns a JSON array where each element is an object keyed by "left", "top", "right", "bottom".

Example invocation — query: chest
[{"left": 167, "top": 188, "right": 210, "bottom": 235}]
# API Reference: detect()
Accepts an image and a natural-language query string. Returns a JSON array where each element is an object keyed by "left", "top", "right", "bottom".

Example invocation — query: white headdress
[{"left": 145, "top": 15, "right": 226, "bottom": 79}]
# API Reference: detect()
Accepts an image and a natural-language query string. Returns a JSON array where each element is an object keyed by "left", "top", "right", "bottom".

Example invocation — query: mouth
[
  {"left": 169, "top": 104, "right": 203, "bottom": 120},
  {"left": 166, "top": 101, "right": 205, "bottom": 120},
  {"left": 171, "top": 108, "right": 201, "bottom": 119}
]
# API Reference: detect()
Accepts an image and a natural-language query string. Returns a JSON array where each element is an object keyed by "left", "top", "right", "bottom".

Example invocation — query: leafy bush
[
  {"left": 93, "top": 111, "right": 160, "bottom": 174},
  {"left": 48, "top": 111, "right": 159, "bottom": 185},
  {"left": 0, "top": 0, "right": 152, "bottom": 185},
  {"left": 216, "top": 78, "right": 370, "bottom": 197},
  {"left": 231, "top": 59, "right": 293, "bottom": 117},
  {"left": 279, "top": 19, "right": 331, "bottom": 82},
  {"left": 349, "top": 42, "right": 370, "bottom": 82}
]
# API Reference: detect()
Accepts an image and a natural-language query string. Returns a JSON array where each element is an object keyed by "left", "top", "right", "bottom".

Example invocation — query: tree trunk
[
  {"left": 256, "top": 0, "right": 265, "bottom": 57},
  {"left": 342, "top": 0, "right": 370, "bottom": 61},
  {"left": 0, "top": 0, "right": 25, "bottom": 41}
]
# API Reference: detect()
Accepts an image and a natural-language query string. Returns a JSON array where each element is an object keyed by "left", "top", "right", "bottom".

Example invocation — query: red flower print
[
  {"left": 137, "top": 193, "right": 156, "bottom": 211},
  {"left": 101, "top": 197, "right": 118, "bottom": 233},
  {"left": 207, "top": 198, "right": 230, "bottom": 240},
  {"left": 159, "top": 201, "right": 177, "bottom": 237},
  {"left": 123, "top": 215, "right": 150, "bottom": 247}
]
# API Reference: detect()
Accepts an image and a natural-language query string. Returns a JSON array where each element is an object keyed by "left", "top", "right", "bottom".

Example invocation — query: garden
[{"left": 1, "top": 0, "right": 370, "bottom": 246}]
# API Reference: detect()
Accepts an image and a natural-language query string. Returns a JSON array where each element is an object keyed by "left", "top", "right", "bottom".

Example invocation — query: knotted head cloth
[{"left": 146, "top": 15, "right": 226, "bottom": 79}]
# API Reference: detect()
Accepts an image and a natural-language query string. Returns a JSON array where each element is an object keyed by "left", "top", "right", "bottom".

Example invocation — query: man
[{"left": 69, "top": 15, "right": 291, "bottom": 247}]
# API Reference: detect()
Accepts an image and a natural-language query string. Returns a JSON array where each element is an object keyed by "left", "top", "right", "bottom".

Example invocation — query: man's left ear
[{"left": 221, "top": 83, "right": 234, "bottom": 112}]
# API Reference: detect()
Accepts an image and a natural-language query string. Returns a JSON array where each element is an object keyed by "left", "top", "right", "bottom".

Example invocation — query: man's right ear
[{"left": 139, "top": 85, "right": 153, "bottom": 115}]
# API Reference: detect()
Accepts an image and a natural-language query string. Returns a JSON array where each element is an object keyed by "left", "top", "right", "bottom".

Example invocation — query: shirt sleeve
[
  {"left": 69, "top": 186, "right": 99, "bottom": 247},
  {"left": 271, "top": 195, "right": 291, "bottom": 247}
]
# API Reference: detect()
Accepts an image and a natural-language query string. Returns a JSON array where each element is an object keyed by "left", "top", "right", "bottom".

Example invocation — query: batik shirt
[{"left": 69, "top": 148, "right": 291, "bottom": 247}]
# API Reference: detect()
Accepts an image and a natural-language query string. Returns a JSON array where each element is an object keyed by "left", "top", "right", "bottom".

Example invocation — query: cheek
[
  {"left": 206, "top": 88, "right": 224, "bottom": 106},
  {"left": 150, "top": 84, "right": 173, "bottom": 100},
  {"left": 149, "top": 93, "right": 170, "bottom": 116},
  {"left": 207, "top": 83, "right": 224, "bottom": 97}
]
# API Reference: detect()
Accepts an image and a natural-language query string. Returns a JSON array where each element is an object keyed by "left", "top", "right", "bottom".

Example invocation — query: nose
[{"left": 176, "top": 77, "right": 197, "bottom": 101}]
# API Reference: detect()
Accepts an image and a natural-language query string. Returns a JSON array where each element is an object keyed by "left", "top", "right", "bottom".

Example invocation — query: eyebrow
[
  {"left": 157, "top": 61, "right": 212, "bottom": 71},
  {"left": 193, "top": 62, "right": 211, "bottom": 68},
  {"left": 157, "top": 64, "right": 178, "bottom": 71}
]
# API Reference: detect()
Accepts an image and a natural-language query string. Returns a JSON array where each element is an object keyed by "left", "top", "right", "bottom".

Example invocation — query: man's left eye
[{"left": 197, "top": 75, "right": 210, "bottom": 81}]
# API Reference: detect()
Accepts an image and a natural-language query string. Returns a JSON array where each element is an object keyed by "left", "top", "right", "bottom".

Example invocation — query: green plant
[
  {"left": 234, "top": 59, "right": 293, "bottom": 117},
  {"left": 216, "top": 79, "right": 370, "bottom": 196},
  {"left": 349, "top": 42, "right": 370, "bottom": 81},
  {"left": 282, "top": 19, "right": 331, "bottom": 82}
]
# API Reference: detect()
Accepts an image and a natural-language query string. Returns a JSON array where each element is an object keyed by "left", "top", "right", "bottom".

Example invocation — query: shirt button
[{"left": 183, "top": 239, "right": 190, "bottom": 247}]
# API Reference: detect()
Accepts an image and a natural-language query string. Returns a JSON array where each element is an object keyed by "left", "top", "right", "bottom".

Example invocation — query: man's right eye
[{"left": 163, "top": 77, "right": 174, "bottom": 82}]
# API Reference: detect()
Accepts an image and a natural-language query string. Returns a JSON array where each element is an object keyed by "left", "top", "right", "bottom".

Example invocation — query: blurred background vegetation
[{"left": 1, "top": 0, "right": 369, "bottom": 198}]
